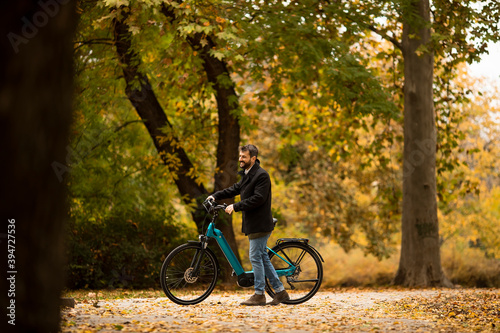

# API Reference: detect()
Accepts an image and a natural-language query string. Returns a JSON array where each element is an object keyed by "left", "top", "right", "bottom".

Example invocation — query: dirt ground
[{"left": 61, "top": 288, "right": 500, "bottom": 332}]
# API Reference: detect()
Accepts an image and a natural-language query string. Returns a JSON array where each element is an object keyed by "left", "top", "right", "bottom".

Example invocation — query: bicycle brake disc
[{"left": 184, "top": 267, "right": 199, "bottom": 283}]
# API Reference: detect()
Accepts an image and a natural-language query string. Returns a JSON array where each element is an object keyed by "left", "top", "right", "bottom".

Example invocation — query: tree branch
[
  {"left": 365, "top": 23, "right": 402, "bottom": 51},
  {"left": 74, "top": 38, "right": 114, "bottom": 51},
  {"left": 113, "top": 119, "right": 144, "bottom": 133}
]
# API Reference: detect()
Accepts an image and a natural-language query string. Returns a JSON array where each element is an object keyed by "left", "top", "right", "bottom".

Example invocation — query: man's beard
[{"left": 240, "top": 161, "right": 251, "bottom": 170}]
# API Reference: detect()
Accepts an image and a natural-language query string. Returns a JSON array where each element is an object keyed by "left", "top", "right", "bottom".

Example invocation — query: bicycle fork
[{"left": 188, "top": 236, "right": 210, "bottom": 281}]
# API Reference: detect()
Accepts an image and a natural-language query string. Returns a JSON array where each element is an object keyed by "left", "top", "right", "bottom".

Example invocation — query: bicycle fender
[{"left": 306, "top": 244, "right": 324, "bottom": 263}]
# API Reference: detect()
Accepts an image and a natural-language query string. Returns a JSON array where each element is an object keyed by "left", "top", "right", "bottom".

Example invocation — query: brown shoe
[
  {"left": 240, "top": 294, "right": 266, "bottom": 306},
  {"left": 268, "top": 290, "right": 290, "bottom": 305}
]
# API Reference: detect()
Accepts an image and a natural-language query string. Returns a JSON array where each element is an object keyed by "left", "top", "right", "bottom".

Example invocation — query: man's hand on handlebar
[
  {"left": 225, "top": 204, "right": 234, "bottom": 215},
  {"left": 205, "top": 196, "right": 232, "bottom": 214}
]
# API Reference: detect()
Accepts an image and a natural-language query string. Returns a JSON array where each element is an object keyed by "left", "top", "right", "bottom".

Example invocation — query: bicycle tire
[
  {"left": 160, "top": 243, "right": 219, "bottom": 305},
  {"left": 265, "top": 242, "right": 323, "bottom": 304}
]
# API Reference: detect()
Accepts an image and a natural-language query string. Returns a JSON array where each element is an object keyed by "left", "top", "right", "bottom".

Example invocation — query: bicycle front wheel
[
  {"left": 160, "top": 243, "right": 219, "bottom": 305},
  {"left": 266, "top": 242, "right": 323, "bottom": 304}
]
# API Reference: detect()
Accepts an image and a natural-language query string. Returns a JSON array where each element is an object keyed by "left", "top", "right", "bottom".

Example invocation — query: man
[{"left": 208, "top": 144, "right": 290, "bottom": 306}]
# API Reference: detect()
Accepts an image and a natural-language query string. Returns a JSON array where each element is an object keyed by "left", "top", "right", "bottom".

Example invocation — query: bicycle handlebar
[{"left": 203, "top": 198, "right": 227, "bottom": 213}]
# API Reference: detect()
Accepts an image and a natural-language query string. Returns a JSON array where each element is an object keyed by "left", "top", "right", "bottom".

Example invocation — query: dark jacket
[{"left": 212, "top": 159, "right": 274, "bottom": 235}]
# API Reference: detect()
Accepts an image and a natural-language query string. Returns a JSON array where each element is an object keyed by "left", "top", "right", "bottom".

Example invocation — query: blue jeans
[{"left": 249, "top": 233, "right": 285, "bottom": 295}]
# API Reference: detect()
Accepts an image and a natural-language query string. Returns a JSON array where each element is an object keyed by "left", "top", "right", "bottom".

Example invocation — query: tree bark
[
  {"left": 394, "top": 0, "right": 453, "bottom": 287},
  {"left": 0, "top": 1, "right": 77, "bottom": 332}
]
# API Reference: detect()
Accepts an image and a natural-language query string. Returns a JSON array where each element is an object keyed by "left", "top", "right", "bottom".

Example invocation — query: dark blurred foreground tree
[{"left": 0, "top": 0, "right": 77, "bottom": 332}]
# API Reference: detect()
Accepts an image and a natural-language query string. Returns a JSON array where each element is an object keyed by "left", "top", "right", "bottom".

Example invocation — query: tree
[
  {"left": 160, "top": 1, "right": 242, "bottom": 277},
  {"left": 75, "top": 1, "right": 244, "bottom": 280},
  {"left": 75, "top": 1, "right": 401, "bottom": 272},
  {"left": 394, "top": 0, "right": 453, "bottom": 287},
  {"left": 323, "top": 0, "right": 499, "bottom": 286},
  {"left": 438, "top": 67, "right": 500, "bottom": 264},
  {"left": 0, "top": 0, "right": 77, "bottom": 331}
]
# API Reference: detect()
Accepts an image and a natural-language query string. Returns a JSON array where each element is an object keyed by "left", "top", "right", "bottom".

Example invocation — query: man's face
[{"left": 239, "top": 150, "right": 255, "bottom": 170}]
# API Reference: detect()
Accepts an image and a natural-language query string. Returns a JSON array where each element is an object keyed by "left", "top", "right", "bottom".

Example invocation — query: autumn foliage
[{"left": 66, "top": 0, "right": 500, "bottom": 290}]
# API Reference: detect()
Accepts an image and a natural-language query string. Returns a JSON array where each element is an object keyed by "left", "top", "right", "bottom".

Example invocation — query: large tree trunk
[
  {"left": 0, "top": 1, "right": 77, "bottom": 332},
  {"left": 394, "top": 0, "right": 453, "bottom": 287}
]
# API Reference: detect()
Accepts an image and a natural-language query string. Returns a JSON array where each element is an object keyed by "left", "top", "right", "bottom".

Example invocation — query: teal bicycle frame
[{"left": 205, "top": 222, "right": 296, "bottom": 279}]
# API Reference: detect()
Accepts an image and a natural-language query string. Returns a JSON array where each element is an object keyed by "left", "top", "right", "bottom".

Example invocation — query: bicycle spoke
[
  {"left": 168, "top": 277, "right": 186, "bottom": 289},
  {"left": 277, "top": 249, "right": 295, "bottom": 267},
  {"left": 294, "top": 249, "right": 307, "bottom": 265}
]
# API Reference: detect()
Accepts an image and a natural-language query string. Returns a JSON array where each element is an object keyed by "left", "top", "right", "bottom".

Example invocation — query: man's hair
[{"left": 239, "top": 144, "right": 258, "bottom": 158}]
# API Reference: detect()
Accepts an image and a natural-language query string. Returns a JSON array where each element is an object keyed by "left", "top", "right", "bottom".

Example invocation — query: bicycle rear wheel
[
  {"left": 160, "top": 243, "right": 219, "bottom": 305},
  {"left": 266, "top": 242, "right": 323, "bottom": 304}
]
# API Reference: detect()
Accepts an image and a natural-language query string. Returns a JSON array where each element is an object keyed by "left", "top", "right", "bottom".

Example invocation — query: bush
[
  {"left": 316, "top": 242, "right": 398, "bottom": 287},
  {"left": 66, "top": 210, "right": 193, "bottom": 289},
  {"left": 442, "top": 242, "right": 500, "bottom": 288},
  {"left": 302, "top": 239, "right": 500, "bottom": 288}
]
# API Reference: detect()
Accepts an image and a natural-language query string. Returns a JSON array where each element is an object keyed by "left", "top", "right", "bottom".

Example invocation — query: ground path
[{"left": 61, "top": 288, "right": 499, "bottom": 332}]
